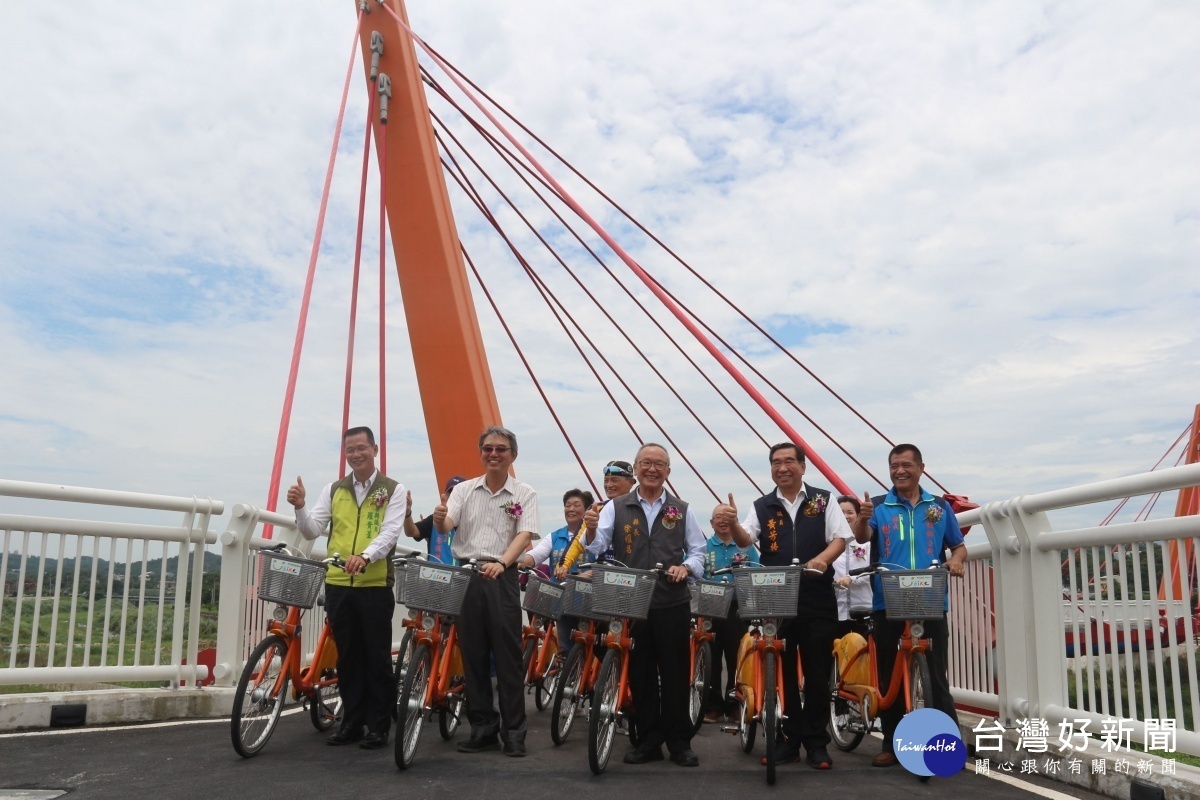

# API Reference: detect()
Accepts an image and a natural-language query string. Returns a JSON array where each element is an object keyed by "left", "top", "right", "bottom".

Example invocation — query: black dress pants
[
  {"left": 779, "top": 608, "right": 838, "bottom": 751},
  {"left": 874, "top": 612, "right": 958, "bottom": 754},
  {"left": 458, "top": 567, "right": 527, "bottom": 742},
  {"left": 629, "top": 601, "right": 692, "bottom": 754},
  {"left": 324, "top": 584, "right": 396, "bottom": 735},
  {"left": 706, "top": 596, "right": 748, "bottom": 715}
]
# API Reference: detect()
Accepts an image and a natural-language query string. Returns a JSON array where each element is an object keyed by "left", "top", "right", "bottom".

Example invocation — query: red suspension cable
[
  {"left": 383, "top": 15, "right": 854, "bottom": 495},
  {"left": 456, "top": 239, "right": 600, "bottom": 499},
  {"left": 377, "top": 113, "right": 389, "bottom": 475},
  {"left": 438, "top": 145, "right": 712, "bottom": 501},
  {"left": 431, "top": 113, "right": 763, "bottom": 496},
  {"left": 264, "top": 12, "right": 364, "bottom": 535},
  {"left": 420, "top": 40, "right": 898, "bottom": 461},
  {"left": 340, "top": 89, "right": 378, "bottom": 478},
  {"left": 423, "top": 70, "right": 886, "bottom": 489},
  {"left": 424, "top": 74, "right": 773, "bottom": 451}
]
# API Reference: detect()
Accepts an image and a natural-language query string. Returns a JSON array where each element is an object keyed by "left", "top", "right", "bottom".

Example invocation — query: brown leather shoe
[{"left": 872, "top": 751, "right": 898, "bottom": 767}]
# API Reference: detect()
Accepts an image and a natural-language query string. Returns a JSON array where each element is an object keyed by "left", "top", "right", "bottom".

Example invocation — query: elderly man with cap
[
  {"left": 554, "top": 460, "right": 636, "bottom": 579},
  {"left": 404, "top": 475, "right": 465, "bottom": 565}
]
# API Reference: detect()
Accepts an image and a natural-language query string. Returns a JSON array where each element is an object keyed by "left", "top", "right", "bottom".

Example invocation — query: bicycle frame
[
  {"left": 736, "top": 620, "right": 787, "bottom": 722},
  {"left": 253, "top": 604, "right": 337, "bottom": 702},
  {"left": 835, "top": 618, "right": 930, "bottom": 713},
  {"left": 521, "top": 614, "right": 558, "bottom": 684}
]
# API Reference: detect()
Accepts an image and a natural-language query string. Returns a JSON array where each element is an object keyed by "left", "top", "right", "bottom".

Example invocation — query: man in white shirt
[
  {"left": 288, "top": 426, "right": 407, "bottom": 749},
  {"left": 584, "top": 443, "right": 706, "bottom": 767},
  {"left": 433, "top": 425, "right": 539, "bottom": 757}
]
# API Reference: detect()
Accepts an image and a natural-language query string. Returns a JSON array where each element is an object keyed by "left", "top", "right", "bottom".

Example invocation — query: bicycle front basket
[
  {"left": 879, "top": 570, "right": 948, "bottom": 620},
  {"left": 560, "top": 574, "right": 608, "bottom": 621},
  {"left": 256, "top": 550, "right": 327, "bottom": 609},
  {"left": 392, "top": 558, "right": 413, "bottom": 605},
  {"left": 522, "top": 573, "right": 564, "bottom": 620},
  {"left": 402, "top": 561, "right": 474, "bottom": 617},
  {"left": 732, "top": 566, "right": 803, "bottom": 619},
  {"left": 690, "top": 579, "right": 735, "bottom": 618},
  {"left": 589, "top": 564, "right": 658, "bottom": 621}
]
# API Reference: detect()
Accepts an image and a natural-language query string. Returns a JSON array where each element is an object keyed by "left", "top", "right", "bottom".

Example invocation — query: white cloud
[{"left": 0, "top": 1, "right": 1196, "bottom": 537}]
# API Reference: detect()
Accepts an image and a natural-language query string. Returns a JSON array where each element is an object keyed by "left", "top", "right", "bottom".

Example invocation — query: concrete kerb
[
  {"left": 0, "top": 687, "right": 235, "bottom": 732},
  {"left": 957, "top": 711, "right": 1200, "bottom": 800}
]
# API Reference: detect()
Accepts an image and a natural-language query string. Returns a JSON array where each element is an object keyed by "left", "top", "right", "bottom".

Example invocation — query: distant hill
[{"left": 3, "top": 550, "right": 222, "bottom": 585}]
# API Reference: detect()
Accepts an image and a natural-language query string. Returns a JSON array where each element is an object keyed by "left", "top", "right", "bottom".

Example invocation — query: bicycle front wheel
[
  {"left": 551, "top": 643, "right": 585, "bottom": 745},
  {"left": 763, "top": 650, "right": 778, "bottom": 786},
  {"left": 908, "top": 650, "right": 932, "bottom": 713},
  {"left": 231, "top": 634, "right": 291, "bottom": 758},
  {"left": 588, "top": 649, "right": 622, "bottom": 775},
  {"left": 689, "top": 639, "right": 710, "bottom": 735},
  {"left": 827, "top": 656, "right": 865, "bottom": 752},
  {"left": 395, "top": 643, "right": 432, "bottom": 770},
  {"left": 392, "top": 629, "right": 414, "bottom": 720}
]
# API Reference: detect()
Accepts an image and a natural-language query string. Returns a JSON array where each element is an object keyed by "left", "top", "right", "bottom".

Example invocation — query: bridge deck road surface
[{"left": 0, "top": 695, "right": 1108, "bottom": 800}]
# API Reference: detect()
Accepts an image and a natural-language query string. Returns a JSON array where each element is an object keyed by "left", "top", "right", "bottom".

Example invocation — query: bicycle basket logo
[
  {"left": 270, "top": 560, "right": 301, "bottom": 577},
  {"left": 605, "top": 572, "right": 636, "bottom": 588},
  {"left": 899, "top": 574, "right": 933, "bottom": 589},
  {"left": 419, "top": 566, "right": 452, "bottom": 584},
  {"left": 701, "top": 584, "right": 726, "bottom": 596},
  {"left": 752, "top": 572, "right": 786, "bottom": 587},
  {"left": 576, "top": 582, "right": 592, "bottom": 594},
  {"left": 540, "top": 583, "right": 564, "bottom": 599},
  {"left": 893, "top": 708, "right": 967, "bottom": 777}
]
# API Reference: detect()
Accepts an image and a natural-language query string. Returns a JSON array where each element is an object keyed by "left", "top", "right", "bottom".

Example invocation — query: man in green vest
[{"left": 288, "top": 426, "right": 407, "bottom": 749}]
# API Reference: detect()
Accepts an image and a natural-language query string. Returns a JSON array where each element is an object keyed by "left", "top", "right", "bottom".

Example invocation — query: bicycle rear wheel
[
  {"left": 827, "top": 657, "right": 865, "bottom": 752},
  {"left": 551, "top": 644, "right": 585, "bottom": 745},
  {"left": 738, "top": 687, "right": 756, "bottom": 753},
  {"left": 231, "top": 635, "right": 291, "bottom": 758},
  {"left": 764, "top": 650, "right": 778, "bottom": 786},
  {"left": 395, "top": 643, "right": 432, "bottom": 770},
  {"left": 689, "top": 639, "right": 710, "bottom": 735},
  {"left": 392, "top": 629, "right": 414, "bottom": 720},
  {"left": 308, "top": 668, "right": 342, "bottom": 732},
  {"left": 908, "top": 650, "right": 932, "bottom": 712},
  {"left": 588, "top": 649, "right": 621, "bottom": 775}
]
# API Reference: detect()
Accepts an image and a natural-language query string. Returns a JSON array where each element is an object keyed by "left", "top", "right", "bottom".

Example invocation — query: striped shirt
[{"left": 445, "top": 474, "right": 540, "bottom": 562}]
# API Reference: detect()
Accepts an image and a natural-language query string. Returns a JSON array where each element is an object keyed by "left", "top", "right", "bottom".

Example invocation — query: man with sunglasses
[{"left": 433, "top": 426, "right": 540, "bottom": 758}]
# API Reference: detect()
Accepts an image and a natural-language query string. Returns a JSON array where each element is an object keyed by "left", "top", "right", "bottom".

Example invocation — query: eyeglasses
[
  {"left": 481, "top": 445, "right": 511, "bottom": 454},
  {"left": 603, "top": 465, "right": 632, "bottom": 477},
  {"left": 636, "top": 459, "right": 669, "bottom": 470},
  {"left": 345, "top": 445, "right": 374, "bottom": 455}
]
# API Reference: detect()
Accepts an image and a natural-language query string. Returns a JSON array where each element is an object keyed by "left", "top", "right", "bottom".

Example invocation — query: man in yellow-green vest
[{"left": 288, "top": 426, "right": 407, "bottom": 749}]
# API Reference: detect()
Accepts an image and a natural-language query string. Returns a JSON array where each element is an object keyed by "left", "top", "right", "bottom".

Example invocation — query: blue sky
[{"left": 0, "top": 1, "right": 1197, "bottom": 535}]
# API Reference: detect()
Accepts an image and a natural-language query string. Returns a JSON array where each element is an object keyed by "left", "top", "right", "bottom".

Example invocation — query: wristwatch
[{"left": 360, "top": 553, "right": 371, "bottom": 564}]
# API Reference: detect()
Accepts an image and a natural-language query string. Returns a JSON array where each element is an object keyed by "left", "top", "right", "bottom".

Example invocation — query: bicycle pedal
[{"left": 720, "top": 725, "right": 739, "bottom": 734}]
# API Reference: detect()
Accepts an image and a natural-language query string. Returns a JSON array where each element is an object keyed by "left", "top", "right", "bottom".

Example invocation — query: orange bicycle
[
  {"left": 231, "top": 544, "right": 344, "bottom": 757},
  {"left": 393, "top": 559, "right": 478, "bottom": 770},
  {"left": 519, "top": 569, "right": 562, "bottom": 711},
  {"left": 686, "top": 579, "right": 735, "bottom": 734},
  {"left": 827, "top": 563, "right": 945, "bottom": 752},
  {"left": 548, "top": 572, "right": 607, "bottom": 745},
  {"left": 721, "top": 561, "right": 820, "bottom": 785},
  {"left": 586, "top": 561, "right": 662, "bottom": 775}
]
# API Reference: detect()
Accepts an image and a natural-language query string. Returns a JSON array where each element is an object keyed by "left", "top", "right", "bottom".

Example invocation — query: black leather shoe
[
  {"left": 670, "top": 748, "right": 699, "bottom": 767},
  {"left": 359, "top": 731, "right": 389, "bottom": 750},
  {"left": 806, "top": 745, "right": 833, "bottom": 770},
  {"left": 503, "top": 740, "right": 527, "bottom": 757},
  {"left": 457, "top": 734, "right": 500, "bottom": 753},
  {"left": 623, "top": 744, "right": 664, "bottom": 764},
  {"left": 327, "top": 726, "right": 364, "bottom": 746}
]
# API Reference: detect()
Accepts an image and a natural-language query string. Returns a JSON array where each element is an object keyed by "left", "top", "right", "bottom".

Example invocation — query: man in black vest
[
  {"left": 583, "top": 443, "right": 707, "bottom": 767},
  {"left": 718, "top": 442, "right": 851, "bottom": 770}
]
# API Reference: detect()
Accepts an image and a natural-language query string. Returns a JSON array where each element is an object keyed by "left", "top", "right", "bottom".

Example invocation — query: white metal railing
[
  {"left": 959, "top": 462, "right": 1200, "bottom": 756},
  {"left": 210, "top": 502, "right": 407, "bottom": 688},
  {"left": 0, "top": 480, "right": 223, "bottom": 687},
  {"left": 947, "top": 541, "right": 999, "bottom": 713}
]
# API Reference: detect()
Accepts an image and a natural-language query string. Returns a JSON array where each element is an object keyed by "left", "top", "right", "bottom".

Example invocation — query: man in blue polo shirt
[{"left": 853, "top": 443, "right": 966, "bottom": 767}]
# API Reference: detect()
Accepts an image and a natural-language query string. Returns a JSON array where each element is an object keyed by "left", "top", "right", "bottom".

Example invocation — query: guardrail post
[
  {"left": 213, "top": 504, "right": 258, "bottom": 687},
  {"left": 977, "top": 499, "right": 1029, "bottom": 726},
  {"left": 1011, "top": 497, "right": 1067, "bottom": 721}
]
